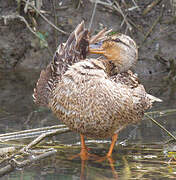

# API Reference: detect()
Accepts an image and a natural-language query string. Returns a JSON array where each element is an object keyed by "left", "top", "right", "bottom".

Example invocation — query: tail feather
[{"left": 146, "top": 94, "right": 163, "bottom": 103}]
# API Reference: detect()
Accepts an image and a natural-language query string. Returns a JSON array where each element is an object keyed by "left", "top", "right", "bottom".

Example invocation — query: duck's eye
[
  {"left": 112, "top": 38, "right": 130, "bottom": 48},
  {"left": 112, "top": 38, "right": 121, "bottom": 43},
  {"left": 95, "top": 41, "right": 103, "bottom": 46}
]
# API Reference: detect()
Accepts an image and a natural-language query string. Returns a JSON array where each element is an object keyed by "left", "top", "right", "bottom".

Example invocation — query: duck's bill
[{"left": 89, "top": 42, "right": 105, "bottom": 54}]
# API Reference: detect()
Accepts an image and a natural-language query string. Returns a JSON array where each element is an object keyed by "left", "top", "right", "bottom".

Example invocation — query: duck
[{"left": 33, "top": 21, "right": 162, "bottom": 160}]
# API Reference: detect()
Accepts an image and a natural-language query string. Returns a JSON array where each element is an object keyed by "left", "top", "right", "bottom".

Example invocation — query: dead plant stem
[
  {"left": 142, "top": 5, "right": 164, "bottom": 44},
  {"left": 22, "top": 0, "right": 68, "bottom": 35},
  {"left": 145, "top": 114, "right": 176, "bottom": 141}
]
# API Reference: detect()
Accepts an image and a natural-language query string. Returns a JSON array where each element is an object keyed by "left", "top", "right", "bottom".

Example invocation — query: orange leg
[
  {"left": 71, "top": 134, "right": 118, "bottom": 161},
  {"left": 80, "top": 134, "right": 89, "bottom": 160},
  {"left": 108, "top": 157, "right": 119, "bottom": 179},
  {"left": 94, "top": 134, "right": 118, "bottom": 178},
  {"left": 107, "top": 134, "right": 118, "bottom": 157},
  {"left": 70, "top": 134, "right": 98, "bottom": 161},
  {"left": 80, "top": 158, "right": 87, "bottom": 180},
  {"left": 95, "top": 134, "right": 118, "bottom": 163}
]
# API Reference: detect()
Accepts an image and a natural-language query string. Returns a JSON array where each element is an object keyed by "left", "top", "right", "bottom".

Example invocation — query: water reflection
[
  {"left": 0, "top": 69, "right": 176, "bottom": 179},
  {"left": 2, "top": 144, "right": 176, "bottom": 180},
  {"left": 79, "top": 157, "right": 119, "bottom": 180}
]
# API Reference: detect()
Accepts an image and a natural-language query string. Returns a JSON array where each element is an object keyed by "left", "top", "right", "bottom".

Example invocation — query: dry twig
[
  {"left": 20, "top": 128, "right": 70, "bottom": 152},
  {"left": 143, "top": 0, "right": 163, "bottom": 16},
  {"left": 131, "top": 159, "right": 176, "bottom": 165},
  {"left": 89, "top": 0, "right": 98, "bottom": 31},
  {"left": 142, "top": 5, "right": 164, "bottom": 44},
  {"left": 22, "top": 0, "right": 68, "bottom": 35},
  {"left": 145, "top": 114, "right": 176, "bottom": 141},
  {"left": 0, "top": 149, "right": 56, "bottom": 177},
  {"left": 113, "top": 1, "right": 132, "bottom": 32},
  {"left": 0, "top": 125, "right": 67, "bottom": 141}
]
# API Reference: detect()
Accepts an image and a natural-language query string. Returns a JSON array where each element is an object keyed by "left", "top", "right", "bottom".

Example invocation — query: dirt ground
[{"left": 0, "top": 0, "right": 176, "bottom": 77}]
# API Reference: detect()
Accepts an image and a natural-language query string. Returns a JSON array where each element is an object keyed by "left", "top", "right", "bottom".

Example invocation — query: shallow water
[{"left": 0, "top": 69, "right": 176, "bottom": 179}]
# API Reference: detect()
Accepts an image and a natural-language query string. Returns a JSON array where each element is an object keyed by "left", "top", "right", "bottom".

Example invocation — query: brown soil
[{"left": 0, "top": 0, "right": 176, "bottom": 76}]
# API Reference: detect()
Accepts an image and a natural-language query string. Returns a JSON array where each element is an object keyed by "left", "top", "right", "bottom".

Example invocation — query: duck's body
[
  {"left": 34, "top": 22, "right": 162, "bottom": 159},
  {"left": 49, "top": 59, "right": 152, "bottom": 139}
]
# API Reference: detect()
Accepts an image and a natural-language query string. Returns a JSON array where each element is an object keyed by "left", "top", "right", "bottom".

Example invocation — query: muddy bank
[{"left": 0, "top": 0, "right": 176, "bottom": 76}]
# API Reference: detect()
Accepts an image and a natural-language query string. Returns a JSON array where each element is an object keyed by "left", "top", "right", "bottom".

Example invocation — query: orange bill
[{"left": 89, "top": 42, "right": 105, "bottom": 54}]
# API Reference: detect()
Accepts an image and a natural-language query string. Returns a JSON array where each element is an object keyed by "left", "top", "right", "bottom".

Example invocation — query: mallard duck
[{"left": 33, "top": 22, "right": 162, "bottom": 160}]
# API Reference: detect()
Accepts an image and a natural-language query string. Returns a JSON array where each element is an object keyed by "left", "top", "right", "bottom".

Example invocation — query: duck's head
[{"left": 89, "top": 33, "right": 138, "bottom": 73}]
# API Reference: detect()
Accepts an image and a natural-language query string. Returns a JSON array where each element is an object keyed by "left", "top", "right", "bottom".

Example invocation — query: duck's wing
[
  {"left": 111, "top": 70, "right": 139, "bottom": 88},
  {"left": 33, "top": 21, "right": 89, "bottom": 106},
  {"left": 111, "top": 70, "right": 162, "bottom": 107}
]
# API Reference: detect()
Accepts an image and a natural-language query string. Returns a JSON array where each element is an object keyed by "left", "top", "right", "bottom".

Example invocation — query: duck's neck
[{"left": 100, "top": 59, "right": 119, "bottom": 76}]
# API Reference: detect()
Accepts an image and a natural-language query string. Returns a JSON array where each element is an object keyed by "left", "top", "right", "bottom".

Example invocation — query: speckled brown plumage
[
  {"left": 49, "top": 58, "right": 153, "bottom": 139},
  {"left": 33, "top": 22, "right": 89, "bottom": 106},
  {"left": 34, "top": 22, "right": 162, "bottom": 158}
]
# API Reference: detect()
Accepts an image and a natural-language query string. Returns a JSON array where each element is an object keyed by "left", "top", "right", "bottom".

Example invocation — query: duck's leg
[
  {"left": 106, "top": 134, "right": 118, "bottom": 157},
  {"left": 80, "top": 134, "right": 118, "bottom": 159},
  {"left": 80, "top": 134, "right": 89, "bottom": 160},
  {"left": 95, "top": 134, "right": 118, "bottom": 163},
  {"left": 70, "top": 134, "right": 99, "bottom": 160},
  {"left": 71, "top": 134, "right": 118, "bottom": 161},
  {"left": 108, "top": 156, "right": 118, "bottom": 179}
]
